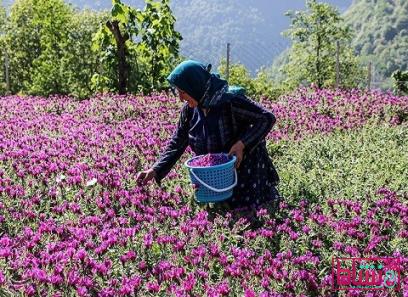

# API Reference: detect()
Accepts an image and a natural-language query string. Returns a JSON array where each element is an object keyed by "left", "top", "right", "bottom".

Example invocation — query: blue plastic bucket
[{"left": 184, "top": 153, "right": 238, "bottom": 203}]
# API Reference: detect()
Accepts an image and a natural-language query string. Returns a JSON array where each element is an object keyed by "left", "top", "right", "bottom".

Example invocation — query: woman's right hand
[{"left": 136, "top": 168, "right": 157, "bottom": 185}]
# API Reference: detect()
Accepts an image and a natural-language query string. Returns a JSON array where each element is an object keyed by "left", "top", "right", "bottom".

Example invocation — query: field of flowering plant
[{"left": 0, "top": 88, "right": 407, "bottom": 296}]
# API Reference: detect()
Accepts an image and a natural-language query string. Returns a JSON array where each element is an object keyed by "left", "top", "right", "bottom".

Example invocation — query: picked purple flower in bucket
[{"left": 188, "top": 153, "right": 231, "bottom": 167}]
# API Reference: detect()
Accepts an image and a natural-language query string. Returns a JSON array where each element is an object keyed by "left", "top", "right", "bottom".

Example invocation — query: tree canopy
[
  {"left": 344, "top": 0, "right": 408, "bottom": 87},
  {"left": 280, "top": 0, "right": 364, "bottom": 90},
  {"left": 0, "top": 0, "right": 181, "bottom": 97}
]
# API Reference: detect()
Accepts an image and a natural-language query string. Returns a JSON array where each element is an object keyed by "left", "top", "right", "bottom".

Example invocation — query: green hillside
[
  {"left": 344, "top": 0, "right": 408, "bottom": 84},
  {"left": 269, "top": 0, "right": 408, "bottom": 89}
]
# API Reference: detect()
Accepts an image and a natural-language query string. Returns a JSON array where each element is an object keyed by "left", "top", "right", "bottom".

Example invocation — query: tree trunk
[
  {"left": 106, "top": 20, "right": 129, "bottom": 95},
  {"left": 316, "top": 34, "right": 322, "bottom": 89},
  {"left": 151, "top": 49, "right": 155, "bottom": 91},
  {"left": 151, "top": 41, "right": 158, "bottom": 91}
]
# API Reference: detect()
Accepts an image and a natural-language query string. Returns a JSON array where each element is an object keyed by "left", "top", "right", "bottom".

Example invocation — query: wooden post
[
  {"left": 367, "top": 61, "right": 372, "bottom": 90},
  {"left": 5, "top": 50, "right": 10, "bottom": 94},
  {"left": 226, "top": 43, "right": 230, "bottom": 81},
  {"left": 335, "top": 40, "right": 340, "bottom": 88}
]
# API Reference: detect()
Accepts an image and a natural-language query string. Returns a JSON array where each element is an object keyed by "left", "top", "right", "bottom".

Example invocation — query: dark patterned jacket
[{"left": 152, "top": 94, "right": 278, "bottom": 183}]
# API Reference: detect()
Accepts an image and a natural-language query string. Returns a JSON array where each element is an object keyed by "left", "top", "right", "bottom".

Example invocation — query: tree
[
  {"left": 282, "top": 0, "right": 364, "bottom": 90},
  {"left": 4, "top": 0, "right": 73, "bottom": 96},
  {"left": 218, "top": 59, "right": 282, "bottom": 100},
  {"left": 0, "top": 1, "right": 5, "bottom": 31},
  {"left": 0, "top": 0, "right": 7, "bottom": 94},
  {"left": 105, "top": 0, "right": 139, "bottom": 94},
  {"left": 92, "top": 0, "right": 140, "bottom": 94},
  {"left": 62, "top": 9, "right": 109, "bottom": 99},
  {"left": 392, "top": 70, "right": 408, "bottom": 95},
  {"left": 4, "top": 0, "right": 40, "bottom": 93},
  {"left": 29, "top": 0, "right": 73, "bottom": 95},
  {"left": 92, "top": 0, "right": 182, "bottom": 95},
  {"left": 138, "top": 0, "right": 182, "bottom": 91},
  {"left": 3, "top": 0, "right": 111, "bottom": 98}
]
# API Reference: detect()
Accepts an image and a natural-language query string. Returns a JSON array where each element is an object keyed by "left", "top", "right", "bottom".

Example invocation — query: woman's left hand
[{"left": 229, "top": 140, "right": 245, "bottom": 168}]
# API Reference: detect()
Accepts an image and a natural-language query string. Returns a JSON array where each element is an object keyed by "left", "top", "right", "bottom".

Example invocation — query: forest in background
[{"left": 0, "top": 0, "right": 407, "bottom": 98}]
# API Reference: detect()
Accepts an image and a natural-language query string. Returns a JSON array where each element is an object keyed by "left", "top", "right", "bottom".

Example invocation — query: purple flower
[
  {"left": 120, "top": 250, "right": 136, "bottom": 263},
  {"left": 302, "top": 225, "right": 311, "bottom": 234},
  {"left": 25, "top": 285, "right": 35, "bottom": 296},
  {"left": 333, "top": 241, "right": 343, "bottom": 251},
  {"left": 76, "top": 287, "right": 88, "bottom": 297},
  {"left": 183, "top": 273, "right": 196, "bottom": 292},
  {"left": 244, "top": 288, "right": 256, "bottom": 297},
  {"left": 146, "top": 281, "right": 160, "bottom": 293}
]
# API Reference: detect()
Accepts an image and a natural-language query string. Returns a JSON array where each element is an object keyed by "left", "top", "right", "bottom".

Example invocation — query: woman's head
[
  {"left": 168, "top": 59, "right": 230, "bottom": 108},
  {"left": 167, "top": 60, "right": 211, "bottom": 106}
]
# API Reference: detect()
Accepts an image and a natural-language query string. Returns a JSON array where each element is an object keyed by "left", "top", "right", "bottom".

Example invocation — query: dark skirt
[{"left": 226, "top": 141, "right": 281, "bottom": 209}]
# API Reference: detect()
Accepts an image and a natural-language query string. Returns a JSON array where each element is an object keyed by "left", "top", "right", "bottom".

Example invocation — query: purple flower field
[
  {"left": 261, "top": 88, "right": 407, "bottom": 142},
  {"left": 0, "top": 89, "right": 407, "bottom": 296}
]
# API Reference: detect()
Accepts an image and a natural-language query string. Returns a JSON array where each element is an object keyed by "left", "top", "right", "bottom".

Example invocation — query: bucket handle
[{"left": 190, "top": 169, "right": 238, "bottom": 193}]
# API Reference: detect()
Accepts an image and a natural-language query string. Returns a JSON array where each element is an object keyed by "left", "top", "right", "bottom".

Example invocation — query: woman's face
[{"left": 177, "top": 88, "right": 198, "bottom": 108}]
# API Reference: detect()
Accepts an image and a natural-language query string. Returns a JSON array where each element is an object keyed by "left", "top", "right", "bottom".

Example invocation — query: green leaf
[
  {"left": 151, "top": 242, "right": 161, "bottom": 257},
  {"left": 111, "top": 3, "right": 124, "bottom": 18}
]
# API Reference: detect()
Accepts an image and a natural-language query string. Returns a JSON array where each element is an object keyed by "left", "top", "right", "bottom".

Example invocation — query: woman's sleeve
[
  {"left": 231, "top": 95, "right": 276, "bottom": 154},
  {"left": 151, "top": 103, "right": 191, "bottom": 184}
]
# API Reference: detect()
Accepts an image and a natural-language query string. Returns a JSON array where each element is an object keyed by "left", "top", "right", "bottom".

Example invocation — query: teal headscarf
[{"left": 167, "top": 60, "right": 230, "bottom": 108}]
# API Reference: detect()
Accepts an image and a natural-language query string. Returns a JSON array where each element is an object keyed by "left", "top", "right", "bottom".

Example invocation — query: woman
[{"left": 136, "top": 60, "right": 281, "bottom": 209}]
